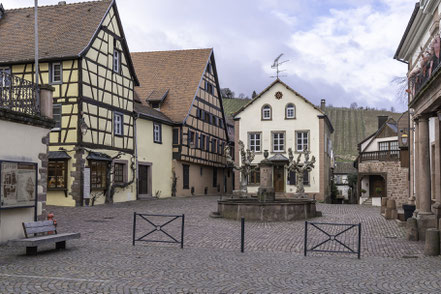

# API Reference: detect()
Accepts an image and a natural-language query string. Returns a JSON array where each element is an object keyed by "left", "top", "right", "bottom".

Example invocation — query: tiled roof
[
  {"left": 48, "top": 151, "right": 71, "bottom": 160},
  {"left": 134, "top": 102, "right": 174, "bottom": 125},
  {"left": 0, "top": 0, "right": 111, "bottom": 64},
  {"left": 131, "top": 48, "right": 212, "bottom": 123},
  {"left": 222, "top": 98, "right": 250, "bottom": 119},
  {"left": 334, "top": 162, "right": 357, "bottom": 174}
]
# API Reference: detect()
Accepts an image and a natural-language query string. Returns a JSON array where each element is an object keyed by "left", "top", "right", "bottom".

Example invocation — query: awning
[
  {"left": 48, "top": 151, "right": 71, "bottom": 160},
  {"left": 268, "top": 154, "right": 289, "bottom": 162},
  {"left": 87, "top": 152, "right": 112, "bottom": 161}
]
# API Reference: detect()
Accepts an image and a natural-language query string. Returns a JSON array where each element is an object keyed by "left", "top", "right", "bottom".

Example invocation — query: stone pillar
[
  {"left": 418, "top": 116, "right": 432, "bottom": 214},
  {"left": 434, "top": 116, "right": 441, "bottom": 227},
  {"left": 39, "top": 85, "right": 55, "bottom": 119},
  {"left": 414, "top": 118, "right": 420, "bottom": 212}
]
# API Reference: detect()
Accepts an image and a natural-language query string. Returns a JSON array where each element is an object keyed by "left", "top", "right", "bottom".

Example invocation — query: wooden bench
[{"left": 9, "top": 220, "right": 80, "bottom": 255}]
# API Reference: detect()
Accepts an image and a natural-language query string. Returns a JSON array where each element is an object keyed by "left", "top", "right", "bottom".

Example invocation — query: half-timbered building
[
  {"left": 0, "top": 0, "right": 139, "bottom": 206},
  {"left": 132, "top": 49, "right": 233, "bottom": 196}
]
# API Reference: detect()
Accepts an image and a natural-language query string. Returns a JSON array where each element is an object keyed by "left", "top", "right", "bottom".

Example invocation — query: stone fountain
[{"left": 216, "top": 142, "right": 320, "bottom": 221}]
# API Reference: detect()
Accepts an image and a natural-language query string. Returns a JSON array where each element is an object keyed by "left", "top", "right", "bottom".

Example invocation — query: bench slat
[
  {"left": 23, "top": 220, "right": 56, "bottom": 236},
  {"left": 9, "top": 233, "right": 80, "bottom": 247}
]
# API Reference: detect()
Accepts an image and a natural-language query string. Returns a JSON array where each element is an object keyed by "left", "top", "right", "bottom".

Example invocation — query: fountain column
[{"left": 257, "top": 150, "right": 275, "bottom": 202}]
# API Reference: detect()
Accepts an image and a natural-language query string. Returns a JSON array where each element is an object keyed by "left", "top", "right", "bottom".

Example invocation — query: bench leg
[
  {"left": 56, "top": 241, "right": 66, "bottom": 250},
  {"left": 26, "top": 246, "right": 37, "bottom": 255}
]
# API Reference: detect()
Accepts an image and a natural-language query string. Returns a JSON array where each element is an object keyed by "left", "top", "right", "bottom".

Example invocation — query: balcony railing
[
  {"left": 0, "top": 71, "right": 39, "bottom": 116},
  {"left": 409, "top": 35, "right": 441, "bottom": 98},
  {"left": 359, "top": 150, "right": 399, "bottom": 162}
]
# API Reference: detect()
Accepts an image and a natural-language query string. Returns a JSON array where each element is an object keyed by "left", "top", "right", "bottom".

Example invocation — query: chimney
[
  {"left": 58, "top": 1, "right": 66, "bottom": 5},
  {"left": 0, "top": 4, "right": 5, "bottom": 20},
  {"left": 378, "top": 115, "right": 388, "bottom": 130},
  {"left": 320, "top": 99, "right": 326, "bottom": 111}
]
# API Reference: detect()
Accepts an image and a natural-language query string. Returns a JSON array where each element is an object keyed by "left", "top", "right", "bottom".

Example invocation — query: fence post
[
  {"left": 181, "top": 214, "right": 185, "bottom": 249},
  {"left": 304, "top": 221, "right": 308, "bottom": 256},
  {"left": 241, "top": 217, "right": 245, "bottom": 253},
  {"left": 132, "top": 212, "right": 137, "bottom": 246},
  {"left": 358, "top": 223, "right": 361, "bottom": 259}
]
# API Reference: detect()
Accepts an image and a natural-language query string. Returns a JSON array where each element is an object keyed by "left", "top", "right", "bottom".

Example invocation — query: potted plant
[{"left": 375, "top": 187, "right": 383, "bottom": 198}]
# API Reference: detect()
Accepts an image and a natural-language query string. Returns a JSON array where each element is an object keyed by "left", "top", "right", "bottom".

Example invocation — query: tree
[
  {"left": 350, "top": 102, "right": 358, "bottom": 109},
  {"left": 252, "top": 90, "right": 257, "bottom": 98},
  {"left": 239, "top": 93, "right": 245, "bottom": 99},
  {"left": 221, "top": 88, "right": 235, "bottom": 98}
]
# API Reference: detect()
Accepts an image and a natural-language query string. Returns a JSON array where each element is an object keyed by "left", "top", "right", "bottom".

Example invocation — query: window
[
  {"left": 201, "top": 110, "right": 206, "bottom": 121},
  {"left": 214, "top": 116, "right": 218, "bottom": 126},
  {"left": 188, "top": 130, "right": 195, "bottom": 147},
  {"left": 173, "top": 129, "right": 179, "bottom": 144},
  {"left": 0, "top": 67, "right": 11, "bottom": 87},
  {"left": 153, "top": 123, "right": 162, "bottom": 143},
  {"left": 272, "top": 132, "right": 285, "bottom": 152},
  {"left": 196, "top": 108, "right": 201, "bottom": 119},
  {"left": 248, "top": 168, "right": 260, "bottom": 185},
  {"left": 183, "top": 164, "right": 190, "bottom": 189},
  {"left": 114, "top": 113, "right": 123, "bottom": 136},
  {"left": 248, "top": 133, "right": 261, "bottom": 152},
  {"left": 287, "top": 170, "right": 310, "bottom": 185},
  {"left": 206, "top": 136, "right": 210, "bottom": 151},
  {"left": 53, "top": 104, "right": 62, "bottom": 130},
  {"left": 90, "top": 161, "right": 108, "bottom": 190},
  {"left": 212, "top": 138, "right": 217, "bottom": 153},
  {"left": 286, "top": 103, "right": 295, "bottom": 119},
  {"left": 205, "top": 81, "right": 214, "bottom": 95},
  {"left": 200, "top": 134, "right": 206, "bottom": 150},
  {"left": 296, "top": 131, "right": 309, "bottom": 152},
  {"left": 151, "top": 102, "right": 160, "bottom": 109},
  {"left": 48, "top": 160, "right": 67, "bottom": 189},
  {"left": 51, "top": 62, "right": 62, "bottom": 84},
  {"left": 114, "top": 163, "right": 125, "bottom": 184},
  {"left": 213, "top": 167, "right": 218, "bottom": 187},
  {"left": 206, "top": 63, "right": 212, "bottom": 74},
  {"left": 219, "top": 119, "right": 224, "bottom": 129},
  {"left": 209, "top": 114, "right": 213, "bottom": 125},
  {"left": 113, "top": 49, "right": 121, "bottom": 73},
  {"left": 379, "top": 141, "right": 399, "bottom": 150},
  {"left": 262, "top": 105, "right": 272, "bottom": 120}
]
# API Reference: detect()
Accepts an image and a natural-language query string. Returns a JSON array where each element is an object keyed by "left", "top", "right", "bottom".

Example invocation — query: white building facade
[{"left": 233, "top": 79, "right": 334, "bottom": 202}]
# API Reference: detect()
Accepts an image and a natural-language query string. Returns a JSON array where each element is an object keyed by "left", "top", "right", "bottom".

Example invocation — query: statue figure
[
  {"left": 287, "top": 147, "right": 316, "bottom": 194},
  {"left": 225, "top": 140, "right": 255, "bottom": 195}
]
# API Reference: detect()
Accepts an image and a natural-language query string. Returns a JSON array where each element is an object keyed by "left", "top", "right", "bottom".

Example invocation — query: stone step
[{"left": 362, "top": 198, "right": 373, "bottom": 205}]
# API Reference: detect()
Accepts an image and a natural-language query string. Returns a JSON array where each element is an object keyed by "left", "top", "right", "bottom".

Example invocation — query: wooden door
[
  {"left": 369, "top": 175, "right": 385, "bottom": 197},
  {"left": 139, "top": 165, "right": 149, "bottom": 197},
  {"left": 273, "top": 166, "right": 285, "bottom": 192}
]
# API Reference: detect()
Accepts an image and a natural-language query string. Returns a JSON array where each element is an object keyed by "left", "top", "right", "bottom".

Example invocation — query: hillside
[{"left": 324, "top": 107, "right": 402, "bottom": 161}]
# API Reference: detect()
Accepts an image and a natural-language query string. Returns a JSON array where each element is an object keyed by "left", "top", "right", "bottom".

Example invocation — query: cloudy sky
[{"left": 4, "top": 0, "right": 417, "bottom": 111}]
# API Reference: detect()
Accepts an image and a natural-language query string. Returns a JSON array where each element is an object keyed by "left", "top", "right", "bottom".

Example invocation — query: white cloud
[{"left": 286, "top": 1, "right": 415, "bottom": 109}]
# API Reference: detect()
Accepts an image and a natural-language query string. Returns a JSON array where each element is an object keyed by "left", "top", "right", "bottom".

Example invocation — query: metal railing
[
  {"left": 304, "top": 221, "right": 361, "bottom": 259},
  {"left": 413, "top": 52, "right": 441, "bottom": 96},
  {"left": 0, "top": 71, "right": 39, "bottom": 116},
  {"left": 132, "top": 212, "right": 185, "bottom": 248},
  {"left": 359, "top": 150, "right": 399, "bottom": 162}
]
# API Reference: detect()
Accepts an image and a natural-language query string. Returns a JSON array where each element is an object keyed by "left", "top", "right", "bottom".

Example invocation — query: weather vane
[{"left": 270, "top": 53, "right": 289, "bottom": 79}]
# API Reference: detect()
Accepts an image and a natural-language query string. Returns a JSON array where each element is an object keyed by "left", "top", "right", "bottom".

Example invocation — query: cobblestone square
[{"left": 1, "top": 196, "right": 440, "bottom": 293}]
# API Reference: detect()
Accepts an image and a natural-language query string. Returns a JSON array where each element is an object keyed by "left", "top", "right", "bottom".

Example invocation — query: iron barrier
[
  {"left": 304, "top": 221, "right": 361, "bottom": 259},
  {"left": 132, "top": 212, "right": 184, "bottom": 248}
]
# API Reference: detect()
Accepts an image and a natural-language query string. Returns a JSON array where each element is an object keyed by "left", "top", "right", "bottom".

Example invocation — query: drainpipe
[{"left": 134, "top": 113, "right": 139, "bottom": 199}]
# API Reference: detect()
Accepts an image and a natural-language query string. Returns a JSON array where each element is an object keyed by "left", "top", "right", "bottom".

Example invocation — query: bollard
[
  {"left": 406, "top": 217, "right": 419, "bottom": 241},
  {"left": 385, "top": 199, "right": 397, "bottom": 219},
  {"left": 424, "top": 228, "right": 440, "bottom": 256},
  {"left": 241, "top": 217, "right": 245, "bottom": 253},
  {"left": 381, "top": 197, "right": 388, "bottom": 214}
]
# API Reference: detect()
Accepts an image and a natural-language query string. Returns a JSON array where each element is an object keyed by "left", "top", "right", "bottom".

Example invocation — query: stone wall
[{"left": 358, "top": 161, "right": 408, "bottom": 208}]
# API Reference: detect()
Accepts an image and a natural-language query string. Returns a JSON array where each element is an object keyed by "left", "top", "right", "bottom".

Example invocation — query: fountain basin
[{"left": 217, "top": 198, "right": 319, "bottom": 221}]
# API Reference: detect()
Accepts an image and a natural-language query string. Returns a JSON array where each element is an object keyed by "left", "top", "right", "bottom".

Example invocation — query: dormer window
[
  {"left": 262, "top": 104, "right": 272, "bottom": 120},
  {"left": 51, "top": 62, "right": 62, "bottom": 84},
  {"left": 113, "top": 49, "right": 121, "bottom": 73},
  {"left": 150, "top": 102, "right": 160, "bottom": 109}
]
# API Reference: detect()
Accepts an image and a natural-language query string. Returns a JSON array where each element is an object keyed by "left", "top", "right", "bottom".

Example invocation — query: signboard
[
  {"left": 0, "top": 161, "right": 37, "bottom": 208},
  {"left": 83, "top": 167, "right": 91, "bottom": 199}
]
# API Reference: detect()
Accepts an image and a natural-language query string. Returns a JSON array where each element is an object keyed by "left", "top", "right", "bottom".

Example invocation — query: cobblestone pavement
[{"left": 1, "top": 196, "right": 440, "bottom": 293}]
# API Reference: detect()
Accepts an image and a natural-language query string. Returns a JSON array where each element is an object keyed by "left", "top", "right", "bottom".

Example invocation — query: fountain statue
[
  {"left": 288, "top": 147, "right": 316, "bottom": 196},
  {"left": 225, "top": 140, "right": 255, "bottom": 196}
]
